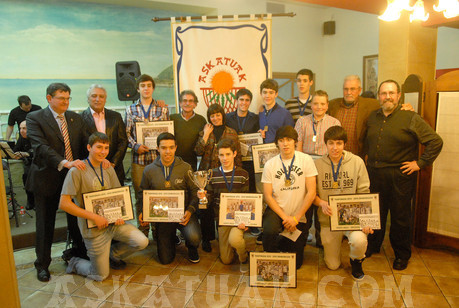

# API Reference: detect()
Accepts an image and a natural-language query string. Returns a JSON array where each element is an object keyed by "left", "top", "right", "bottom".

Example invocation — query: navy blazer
[{"left": 26, "top": 106, "right": 88, "bottom": 196}]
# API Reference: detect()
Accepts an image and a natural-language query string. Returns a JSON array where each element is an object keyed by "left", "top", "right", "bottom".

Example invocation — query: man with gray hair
[
  {"left": 328, "top": 75, "right": 380, "bottom": 157},
  {"left": 81, "top": 84, "right": 128, "bottom": 184},
  {"left": 170, "top": 89, "right": 207, "bottom": 171}
]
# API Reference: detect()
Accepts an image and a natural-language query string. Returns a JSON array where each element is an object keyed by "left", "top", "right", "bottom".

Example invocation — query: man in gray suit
[{"left": 81, "top": 84, "right": 128, "bottom": 184}]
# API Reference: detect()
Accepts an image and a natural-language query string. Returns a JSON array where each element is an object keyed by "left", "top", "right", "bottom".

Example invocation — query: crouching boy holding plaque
[
  {"left": 138, "top": 132, "right": 202, "bottom": 264},
  {"left": 59, "top": 132, "right": 148, "bottom": 281},
  {"left": 198, "top": 139, "right": 250, "bottom": 272},
  {"left": 313, "top": 126, "right": 373, "bottom": 280}
]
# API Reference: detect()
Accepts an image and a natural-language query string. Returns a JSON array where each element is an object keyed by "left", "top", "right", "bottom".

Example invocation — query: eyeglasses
[
  {"left": 379, "top": 91, "right": 398, "bottom": 97},
  {"left": 53, "top": 96, "right": 72, "bottom": 102}
]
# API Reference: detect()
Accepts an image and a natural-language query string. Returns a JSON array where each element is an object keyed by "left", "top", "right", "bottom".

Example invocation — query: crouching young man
[
  {"left": 261, "top": 126, "right": 317, "bottom": 269},
  {"left": 138, "top": 132, "right": 201, "bottom": 264},
  {"left": 313, "top": 126, "right": 373, "bottom": 280},
  {"left": 199, "top": 139, "right": 250, "bottom": 272},
  {"left": 60, "top": 132, "right": 148, "bottom": 281}
]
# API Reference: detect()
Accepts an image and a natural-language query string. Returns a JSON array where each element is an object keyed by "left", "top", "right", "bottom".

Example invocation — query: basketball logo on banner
[
  {"left": 198, "top": 56, "right": 246, "bottom": 113},
  {"left": 172, "top": 19, "right": 272, "bottom": 117}
]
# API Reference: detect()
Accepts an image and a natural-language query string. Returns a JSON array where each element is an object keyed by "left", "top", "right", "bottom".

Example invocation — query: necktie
[{"left": 57, "top": 114, "right": 73, "bottom": 162}]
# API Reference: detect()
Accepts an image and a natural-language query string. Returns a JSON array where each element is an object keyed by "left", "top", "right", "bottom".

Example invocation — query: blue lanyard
[
  {"left": 86, "top": 158, "right": 104, "bottom": 187},
  {"left": 220, "top": 166, "right": 235, "bottom": 192},
  {"left": 329, "top": 156, "right": 343, "bottom": 182},
  {"left": 262, "top": 105, "right": 275, "bottom": 129},
  {"left": 236, "top": 115, "right": 248, "bottom": 133},
  {"left": 140, "top": 102, "right": 153, "bottom": 120},
  {"left": 311, "top": 114, "right": 317, "bottom": 136},
  {"left": 297, "top": 95, "right": 312, "bottom": 117},
  {"left": 160, "top": 158, "right": 176, "bottom": 182},
  {"left": 280, "top": 154, "right": 295, "bottom": 181}
]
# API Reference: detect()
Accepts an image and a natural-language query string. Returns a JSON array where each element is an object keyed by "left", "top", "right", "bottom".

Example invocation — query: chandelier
[{"left": 379, "top": 0, "right": 459, "bottom": 22}]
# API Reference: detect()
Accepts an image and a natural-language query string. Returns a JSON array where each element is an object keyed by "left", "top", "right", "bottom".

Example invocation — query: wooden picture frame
[
  {"left": 328, "top": 193, "right": 380, "bottom": 231},
  {"left": 249, "top": 252, "right": 296, "bottom": 288},
  {"left": 135, "top": 120, "right": 174, "bottom": 150},
  {"left": 363, "top": 54, "right": 378, "bottom": 97},
  {"left": 238, "top": 132, "right": 263, "bottom": 161},
  {"left": 252, "top": 143, "right": 279, "bottom": 173},
  {"left": 83, "top": 186, "right": 133, "bottom": 229},
  {"left": 218, "top": 193, "right": 263, "bottom": 227},
  {"left": 142, "top": 190, "right": 185, "bottom": 223}
]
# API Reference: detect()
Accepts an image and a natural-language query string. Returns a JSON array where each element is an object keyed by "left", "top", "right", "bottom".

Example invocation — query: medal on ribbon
[{"left": 280, "top": 154, "right": 295, "bottom": 187}]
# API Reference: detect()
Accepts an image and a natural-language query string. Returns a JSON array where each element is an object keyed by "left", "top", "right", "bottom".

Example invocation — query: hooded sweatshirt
[{"left": 314, "top": 150, "right": 370, "bottom": 226}]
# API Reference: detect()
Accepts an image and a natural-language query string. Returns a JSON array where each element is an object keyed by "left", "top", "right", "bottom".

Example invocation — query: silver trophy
[{"left": 188, "top": 170, "right": 213, "bottom": 209}]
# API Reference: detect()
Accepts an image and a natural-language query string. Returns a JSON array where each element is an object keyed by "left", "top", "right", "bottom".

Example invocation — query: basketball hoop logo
[{"left": 198, "top": 57, "right": 247, "bottom": 113}]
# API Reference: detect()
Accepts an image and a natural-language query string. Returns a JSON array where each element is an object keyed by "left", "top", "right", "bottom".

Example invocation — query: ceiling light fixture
[
  {"left": 379, "top": 0, "right": 459, "bottom": 22},
  {"left": 410, "top": 0, "right": 429, "bottom": 22}
]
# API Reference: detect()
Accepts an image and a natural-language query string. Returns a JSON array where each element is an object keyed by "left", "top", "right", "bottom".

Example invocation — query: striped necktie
[{"left": 57, "top": 114, "right": 73, "bottom": 162}]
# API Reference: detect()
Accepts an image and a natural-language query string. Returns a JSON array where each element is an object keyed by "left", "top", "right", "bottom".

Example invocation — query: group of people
[{"left": 8, "top": 68, "right": 442, "bottom": 283}]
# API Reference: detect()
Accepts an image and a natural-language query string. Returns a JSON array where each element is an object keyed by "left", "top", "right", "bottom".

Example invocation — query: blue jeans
[
  {"left": 66, "top": 223, "right": 148, "bottom": 281},
  {"left": 155, "top": 213, "right": 201, "bottom": 264},
  {"left": 262, "top": 207, "right": 308, "bottom": 269}
]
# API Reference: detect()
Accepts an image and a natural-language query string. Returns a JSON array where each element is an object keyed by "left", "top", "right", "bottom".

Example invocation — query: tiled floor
[{"left": 14, "top": 234, "right": 459, "bottom": 307}]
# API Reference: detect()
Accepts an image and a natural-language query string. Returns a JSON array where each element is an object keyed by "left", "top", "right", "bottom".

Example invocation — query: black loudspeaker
[
  {"left": 115, "top": 61, "right": 141, "bottom": 101},
  {"left": 323, "top": 21, "right": 336, "bottom": 35}
]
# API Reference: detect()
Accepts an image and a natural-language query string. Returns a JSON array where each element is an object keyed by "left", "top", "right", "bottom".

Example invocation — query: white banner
[{"left": 171, "top": 19, "right": 272, "bottom": 116}]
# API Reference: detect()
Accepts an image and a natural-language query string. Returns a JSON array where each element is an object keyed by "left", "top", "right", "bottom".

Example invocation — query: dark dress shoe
[
  {"left": 393, "top": 258, "right": 408, "bottom": 270},
  {"left": 202, "top": 240, "right": 212, "bottom": 252},
  {"left": 37, "top": 269, "right": 50, "bottom": 282}
]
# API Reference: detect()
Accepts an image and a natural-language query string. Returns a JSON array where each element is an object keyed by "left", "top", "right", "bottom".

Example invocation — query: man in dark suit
[
  {"left": 81, "top": 84, "right": 127, "bottom": 184},
  {"left": 26, "top": 83, "right": 88, "bottom": 282}
]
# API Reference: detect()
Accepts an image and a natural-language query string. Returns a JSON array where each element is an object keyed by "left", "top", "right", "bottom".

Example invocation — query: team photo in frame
[
  {"left": 218, "top": 193, "right": 263, "bottom": 227},
  {"left": 249, "top": 252, "right": 296, "bottom": 288},
  {"left": 252, "top": 143, "right": 280, "bottom": 173},
  {"left": 135, "top": 120, "right": 174, "bottom": 150},
  {"left": 328, "top": 193, "right": 381, "bottom": 231},
  {"left": 238, "top": 132, "right": 263, "bottom": 161},
  {"left": 142, "top": 190, "right": 185, "bottom": 223},
  {"left": 83, "top": 186, "right": 133, "bottom": 229}
]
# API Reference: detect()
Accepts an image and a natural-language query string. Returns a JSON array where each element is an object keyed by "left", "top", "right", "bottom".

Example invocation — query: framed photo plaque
[
  {"left": 249, "top": 252, "right": 296, "bottom": 288},
  {"left": 328, "top": 193, "right": 380, "bottom": 231},
  {"left": 218, "top": 193, "right": 263, "bottom": 227},
  {"left": 83, "top": 186, "right": 133, "bottom": 229},
  {"left": 142, "top": 190, "right": 185, "bottom": 223},
  {"left": 252, "top": 143, "right": 279, "bottom": 173},
  {"left": 238, "top": 133, "right": 263, "bottom": 161},
  {"left": 135, "top": 120, "right": 174, "bottom": 150}
]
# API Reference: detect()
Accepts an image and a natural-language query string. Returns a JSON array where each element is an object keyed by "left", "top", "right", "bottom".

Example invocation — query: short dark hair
[
  {"left": 136, "top": 74, "right": 155, "bottom": 90},
  {"left": 179, "top": 90, "right": 198, "bottom": 104},
  {"left": 17, "top": 95, "right": 31, "bottom": 106},
  {"left": 235, "top": 88, "right": 253, "bottom": 101},
  {"left": 157, "top": 132, "right": 176, "bottom": 147},
  {"left": 46, "top": 83, "right": 71, "bottom": 97},
  {"left": 274, "top": 126, "right": 298, "bottom": 145},
  {"left": 296, "top": 69, "right": 313, "bottom": 81},
  {"left": 260, "top": 79, "right": 278, "bottom": 93},
  {"left": 324, "top": 126, "right": 348, "bottom": 144},
  {"left": 313, "top": 90, "right": 329, "bottom": 102},
  {"left": 378, "top": 79, "right": 400, "bottom": 94},
  {"left": 88, "top": 132, "right": 109, "bottom": 146},
  {"left": 207, "top": 104, "right": 226, "bottom": 125},
  {"left": 217, "top": 138, "right": 237, "bottom": 152}
]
